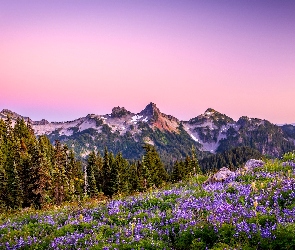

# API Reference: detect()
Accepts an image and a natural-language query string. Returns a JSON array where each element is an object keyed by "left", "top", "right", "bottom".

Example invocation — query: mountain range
[{"left": 1, "top": 103, "right": 295, "bottom": 164}]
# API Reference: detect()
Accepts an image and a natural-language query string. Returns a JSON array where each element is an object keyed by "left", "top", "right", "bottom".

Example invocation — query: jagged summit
[
  {"left": 137, "top": 102, "right": 179, "bottom": 132},
  {"left": 189, "top": 108, "right": 234, "bottom": 125},
  {"left": 237, "top": 116, "right": 265, "bottom": 129},
  {"left": 0, "top": 109, "right": 32, "bottom": 123},
  {"left": 139, "top": 102, "right": 160, "bottom": 117},
  {"left": 1, "top": 109, "right": 22, "bottom": 118},
  {"left": 111, "top": 106, "right": 132, "bottom": 118},
  {"left": 33, "top": 119, "right": 49, "bottom": 125},
  {"left": 204, "top": 108, "right": 216, "bottom": 115},
  {"left": 1, "top": 105, "right": 295, "bottom": 159}
]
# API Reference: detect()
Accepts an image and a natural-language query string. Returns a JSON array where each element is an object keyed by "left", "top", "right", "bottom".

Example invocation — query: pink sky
[{"left": 0, "top": 1, "right": 295, "bottom": 123}]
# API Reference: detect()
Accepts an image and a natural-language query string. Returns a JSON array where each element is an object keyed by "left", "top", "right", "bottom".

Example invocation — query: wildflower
[
  {"left": 79, "top": 214, "right": 83, "bottom": 222},
  {"left": 131, "top": 217, "right": 136, "bottom": 236},
  {"left": 253, "top": 200, "right": 258, "bottom": 210},
  {"left": 288, "top": 169, "right": 291, "bottom": 178}
]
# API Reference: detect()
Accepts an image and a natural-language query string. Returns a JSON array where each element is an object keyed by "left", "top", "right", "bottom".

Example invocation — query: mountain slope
[
  {"left": 30, "top": 103, "right": 202, "bottom": 164},
  {"left": 1, "top": 103, "right": 295, "bottom": 162}
]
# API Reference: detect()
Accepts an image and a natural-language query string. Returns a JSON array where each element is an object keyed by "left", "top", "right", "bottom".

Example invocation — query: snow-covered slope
[{"left": 181, "top": 108, "right": 237, "bottom": 152}]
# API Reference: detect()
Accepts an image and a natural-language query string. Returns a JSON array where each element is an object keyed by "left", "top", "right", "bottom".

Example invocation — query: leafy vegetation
[
  {"left": 1, "top": 153, "right": 295, "bottom": 249},
  {"left": 0, "top": 117, "right": 84, "bottom": 209},
  {"left": 199, "top": 146, "right": 263, "bottom": 172},
  {"left": 2, "top": 115, "right": 295, "bottom": 249}
]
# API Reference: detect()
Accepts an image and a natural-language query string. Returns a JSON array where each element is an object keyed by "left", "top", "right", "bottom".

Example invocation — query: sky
[{"left": 0, "top": 0, "right": 295, "bottom": 124}]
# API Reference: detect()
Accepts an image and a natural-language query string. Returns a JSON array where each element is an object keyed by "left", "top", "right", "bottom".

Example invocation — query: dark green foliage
[
  {"left": 200, "top": 146, "right": 262, "bottom": 172},
  {"left": 142, "top": 144, "right": 168, "bottom": 188},
  {"left": 1, "top": 115, "right": 271, "bottom": 211},
  {"left": 115, "top": 152, "right": 130, "bottom": 194},
  {"left": 281, "top": 124, "right": 295, "bottom": 140},
  {"left": 52, "top": 141, "right": 69, "bottom": 205},
  {"left": 82, "top": 144, "right": 173, "bottom": 196},
  {"left": 86, "top": 151, "right": 99, "bottom": 197},
  {"left": 217, "top": 118, "right": 295, "bottom": 157},
  {"left": 171, "top": 146, "right": 201, "bottom": 182},
  {"left": 1, "top": 116, "right": 204, "bottom": 210},
  {"left": 171, "top": 161, "right": 186, "bottom": 183},
  {"left": 101, "top": 148, "right": 112, "bottom": 196},
  {"left": 0, "top": 118, "right": 84, "bottom": 210}
]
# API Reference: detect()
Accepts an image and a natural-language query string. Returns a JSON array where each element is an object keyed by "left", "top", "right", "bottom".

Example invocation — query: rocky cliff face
[{"left": 139, "top": 103, "right": 180, "bottom": 132}]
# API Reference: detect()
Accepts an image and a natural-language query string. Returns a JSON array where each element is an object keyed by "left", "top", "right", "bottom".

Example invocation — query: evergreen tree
[
  {"left": 94, "top": 152, "right": 103, "bottom": 193},
  {"left": 115, "top": 152, "right": 129, "bottom": 194},
  {"left": 171, "top": 161, "right": 185, "bottom": 183},
  {"left": 142, "top": 144, "right": 168, "bottom": 188},
  {"left": 10, "top": 162, "right": 23, "bottom": 208},
  {"left": 67, "top": 149, "right": 83, "bottom": 199},
  {"left": 31, "top": 147, "right": 52, "bottom": 208},
  {"left": 108, "top": 152, "right": 118, "bottom": 197},
  {"left": 191, "top": 145, "right": 201, "bottom": 174},
  {"left": 102, "top": 148, "right": 112, "bottom": 196},
  {"left": 5, "top": 119, "right": 23, "bottom": 208},
  {"left": 38, "top": 135, "right": 54, "bottom": 204},
  {"left": 14, "top": 118, "right": 47, "bottom": 208},
  {"left": 184, "top": 155, "right": 192, "bottom": 179},
  {"left": 0, "top": 117, "right": 85, "bottom": 209},
  {"left": 128, "top": 162, "right": 140, "bottom": 192},
  {"left": 52, "top": 141, "right": 68, "bottom": 205},
  {"left": 0, "top": 120, "right": 8, "bottom": 208},
  {"left": 86, "top": 151, "right": 99, "bottom": 197}
]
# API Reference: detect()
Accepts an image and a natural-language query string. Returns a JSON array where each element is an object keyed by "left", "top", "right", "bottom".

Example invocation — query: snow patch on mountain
[
  {"left": 143, "top": 137, "right": 154, "bottom": 146},
  {"left": 33, "top": 117, "right": 102, "bottom": 136},
  {"left": 190, "top": 134, "right": 199, "bottom": 142},
  {"left": 183, "top": 122, "right": 236, "bottom": 153},
  {"left": 78, "top": 120, "right": 96, "bottom": 132},
  {"left": 131, "top": 115, "right": 143, "bottom": 123},
  {"left": 33, "top": 119, "right": 81, "bottom": 136}
]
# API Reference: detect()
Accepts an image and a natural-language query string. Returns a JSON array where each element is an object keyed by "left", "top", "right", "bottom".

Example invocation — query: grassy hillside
[{"left": 1, "top": 157, "right": 295, "bottom": 249}]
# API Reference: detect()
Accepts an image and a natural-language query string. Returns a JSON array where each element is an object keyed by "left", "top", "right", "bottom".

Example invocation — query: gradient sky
[{"left": 1, "top": 0, "right": 295, "bottom": 124}]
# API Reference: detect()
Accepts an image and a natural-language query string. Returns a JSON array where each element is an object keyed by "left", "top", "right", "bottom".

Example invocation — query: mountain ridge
[{"left": 1, "top": 103, "right": 295, "bottom": 162}]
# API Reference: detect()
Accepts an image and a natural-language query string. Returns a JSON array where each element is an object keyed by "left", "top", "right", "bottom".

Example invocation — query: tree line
[
  {"left": 0, "top": 117, "right": 262, "bottom": 210},
  {"left": 199, "top": 146, "right": 262, "bottom": 172},
  {"left": 0, "top": 118, "right": 83, "bottom": 209},
  {"left": 0, "top": 118, "right": 201, "bottom": 210},
  {"left": 86, "top": 144, "right": 201, "bottom": 198}
]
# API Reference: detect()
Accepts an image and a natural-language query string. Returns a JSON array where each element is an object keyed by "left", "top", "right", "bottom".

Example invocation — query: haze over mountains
[{"left": 1, "top": 103, "right": 295, "bottom": 163}]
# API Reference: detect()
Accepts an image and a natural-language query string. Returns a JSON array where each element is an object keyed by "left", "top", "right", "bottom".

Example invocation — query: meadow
[{"left": 1, "top": 156, "right": 295, "bottom": 249}]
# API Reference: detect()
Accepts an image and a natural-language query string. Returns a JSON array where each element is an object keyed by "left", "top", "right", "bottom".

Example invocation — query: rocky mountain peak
[
  {"left": 204, "top": 108, "right": 216, "bottom": 115},
  {"left": 32, "top": 119, "right": 49, "bottom": 125},
  {"left": 188, "top": 108, "right": 234, "bottom": 126},
  {"left": 1, "top": 109, "right": 18, "bottom": 117},
  {"left": 111, "top": 106, "right": 132, "bottom": 118},
  {"left": 138, "top": 102, "right": 179, "bottom": 132},
  {"left": 0, "top": 109, "right": 32, "bottom": 122},
  {"left": 140, "top": 102, "right": 160, "bottom": 118},
  {"left": 237, "top": 116, "right": 264, "bottom": 128}
]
